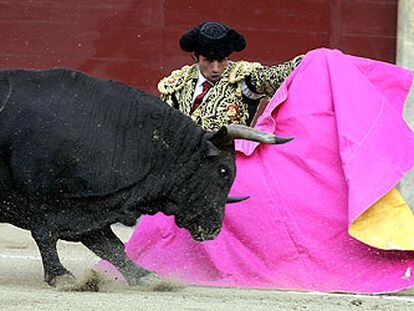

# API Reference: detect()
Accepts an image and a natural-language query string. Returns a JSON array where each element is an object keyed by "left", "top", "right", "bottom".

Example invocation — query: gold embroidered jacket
[{"left": 158, "top": 56, "right": 302, "bottom": 131}]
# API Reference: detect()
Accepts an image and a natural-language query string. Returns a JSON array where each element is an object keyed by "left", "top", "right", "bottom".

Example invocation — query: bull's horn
[
  {"left": 226, "top": 196, "right": 250, "bottom": 203},
  {"left": 226, "top": 124, "right": 293, "bottom": 144}
]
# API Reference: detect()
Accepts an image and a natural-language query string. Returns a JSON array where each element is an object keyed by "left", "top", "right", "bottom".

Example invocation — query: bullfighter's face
[{"left": 197, "top": 55, "right": 229, "bottom": 83}]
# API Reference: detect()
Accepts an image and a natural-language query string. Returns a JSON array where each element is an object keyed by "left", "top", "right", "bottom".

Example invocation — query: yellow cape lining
[{"left": 349, "top": 188, "right": 414, "bottom": 250}]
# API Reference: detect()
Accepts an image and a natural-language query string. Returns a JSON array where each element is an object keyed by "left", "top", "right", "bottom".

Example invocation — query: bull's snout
[
  {"left": 191, "top": 225, "right": 221, "bottom": 242},
  {"left": 174, "top": 209, "right": 223, "bottom": 242}
]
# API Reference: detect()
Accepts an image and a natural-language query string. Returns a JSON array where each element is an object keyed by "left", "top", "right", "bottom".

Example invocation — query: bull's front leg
[
  {"left": 31, "top": 227, "right": 75, "bottom": 286},
  {"left": 80, "top": 226, "right": 151, "bottom": 285}
]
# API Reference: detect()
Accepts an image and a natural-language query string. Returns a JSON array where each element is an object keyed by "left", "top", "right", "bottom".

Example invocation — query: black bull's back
[{"left": 0, "top": 68, "right": 177, "bottom": 200}]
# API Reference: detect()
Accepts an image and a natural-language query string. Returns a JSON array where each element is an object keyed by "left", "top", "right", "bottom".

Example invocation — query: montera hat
[{"left": 179, "top": 21, "right": 246, "bottom": 59}]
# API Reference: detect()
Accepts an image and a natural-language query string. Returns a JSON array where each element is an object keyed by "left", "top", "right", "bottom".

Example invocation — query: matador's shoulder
[
  {"left": 227, "top": 60, "right": 262, "bottom": 84},
  {"left": 158, "top": 64, "right": 198, "bottom": 95}
]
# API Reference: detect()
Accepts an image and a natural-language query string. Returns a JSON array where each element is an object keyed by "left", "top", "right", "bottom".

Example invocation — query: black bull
[{"left": 0, "top": 68, "right": 291, "bottom": 286}]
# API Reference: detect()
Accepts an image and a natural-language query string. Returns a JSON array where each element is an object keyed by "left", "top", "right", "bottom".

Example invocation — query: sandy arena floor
[{"left": 1, "top": 223, "right": 414, "bottom": 311}]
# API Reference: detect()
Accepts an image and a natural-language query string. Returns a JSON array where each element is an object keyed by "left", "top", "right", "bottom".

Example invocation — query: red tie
[{"left": 191, "top": 81, "right": 212, "bottom": 113}]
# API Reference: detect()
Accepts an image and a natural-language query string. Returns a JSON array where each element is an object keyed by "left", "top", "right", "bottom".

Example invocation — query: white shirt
[{"left": 192, "top": 72, "right": 214, "bottom": 103}]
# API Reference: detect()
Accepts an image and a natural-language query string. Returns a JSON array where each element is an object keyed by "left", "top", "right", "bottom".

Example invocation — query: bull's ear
[
  {"left": 206, "top": 141, "right": 222, "bottom": 157},
  {"left": 208, "top": 126, "right": 232, "bottom": 148}
]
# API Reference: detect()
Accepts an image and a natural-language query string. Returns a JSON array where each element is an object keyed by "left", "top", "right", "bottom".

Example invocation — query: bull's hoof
[
  {"left": 49, "top": 274, "right": 78, "bottom": 290},
  {"left": 52, "top": 269, "right": 107, "bottom": 292},
  {"left": 63, "top": 269, "right": 106, "bottom": 292},
  {"left": 136, "top": 273, "right": 184, "bottom": 292},
  {"left": 129, "top": 271, "right": 161, "bottom": 286}
]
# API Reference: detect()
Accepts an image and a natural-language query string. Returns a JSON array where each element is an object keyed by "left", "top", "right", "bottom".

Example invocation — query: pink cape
[{"left": 100, "top": 48, "right": 414, "bottom": 293}]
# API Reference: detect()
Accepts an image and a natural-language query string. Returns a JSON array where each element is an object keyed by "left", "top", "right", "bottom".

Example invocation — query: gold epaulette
[
  {"left": 228, "top": 61, "right": 262, "bottom": 84},
  {"left": 158, "top": 65, "right": 198, "bottom": 95}
]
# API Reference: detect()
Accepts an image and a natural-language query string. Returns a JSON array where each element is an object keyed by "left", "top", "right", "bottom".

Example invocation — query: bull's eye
[{"left": 218, "top": 166, "right": 230, "bottom": 179}]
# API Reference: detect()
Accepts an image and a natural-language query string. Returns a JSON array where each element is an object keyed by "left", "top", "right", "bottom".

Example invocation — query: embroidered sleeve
[
  {"left": 158, "top": 65, "right": 197, "bottom": 95},
  {"left": 228, "top": 61, "right": 262, "bottom": 83},
  {"left": 248, "top": 55, "right": 304, "bottom": 97}
]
